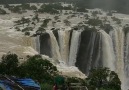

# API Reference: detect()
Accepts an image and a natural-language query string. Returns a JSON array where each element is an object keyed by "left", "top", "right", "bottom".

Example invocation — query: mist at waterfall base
[{"left": 35, "top": 29, "right": 129, "bottom": 90}]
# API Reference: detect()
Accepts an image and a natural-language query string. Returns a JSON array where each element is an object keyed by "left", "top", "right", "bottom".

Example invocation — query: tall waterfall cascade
[
  {"left": 58, "top": 30, "right": 71, "bottom": 64},
  {"left": 36, "top": 28, "right": 129, "bottom": 90},
  {"left": 46, "top": 31, "right": 61, "bottom": 61},
  {"left": 69, "top": 30, "right": 81, "bottom": 66}
]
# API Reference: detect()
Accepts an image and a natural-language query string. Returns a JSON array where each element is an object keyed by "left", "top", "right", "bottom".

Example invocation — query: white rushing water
[
  {"left": 114, "top": 29, "right": 125, "bottom": 89},
  {"left": 0, "top": 18, "right": 38, "bottom": 59},
  {"left": 124, "top": 31, "right": 129, "bottom": 90},
  {"left": 68, "top": 30, "right": 81, "bottom": 66},
  {"left": 100, "top": 30, "right": 116, "bottom": 71},
  {"left": 109, "top": 28, "right": 126, "bottom": 90},
  {"left": 47, "top": 31, "right": 61, "bottom": 61},
  {"left": 58, "top": 30, "right": 70, "bottom": 64}
]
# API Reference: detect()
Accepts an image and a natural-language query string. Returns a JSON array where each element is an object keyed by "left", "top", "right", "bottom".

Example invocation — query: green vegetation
[
  {"left": 38, "top": 3, "right": 60, "bottom": 14},
  {"left": 41, "top": 18, "right": 51, "bottom": 27},
  {"left": 64, "top": 19, "right": 71, "bottom": 26},
  {"left": 37, "top": 3, "right": 73, "bottom": 14},
  {"left": 21, "top": 3, "right": 31, "bottom": 10},
  {"left": 36, "top": 27, "right": 46, "bottom": 35},
  {"left": 63, "top": 5, "right": 72, "bottom": 10},
  {"left": 0, "top": 87, "right": 2, "bottom": 90},
  {"left": 9, "top": 5, "right": 23, "bottom": 14},
  {"left": 19, "top": 55, "right": 58, "bottom": 83},
  {"left": 86, "top": 67, "right": 121, "bottom": 90},
  {"left": 66, "top": 77, "right": 86, "bottom": 85},
  {"left": 0, "top": 53, "right": 121, "bottom": 90},
  {"left": 0, "top": 8, "right": 7, "bottom": 14},
  {"left": 87, "top": 18, "right": 102, "bottom": 26},
  {"left": 24, "top": 31, "right": 30, "bottom": 36},
  {"left": 0, "top": 53, "right": 58, "bottom": 84},
  {"left": 7, "top": 4, "right": 32, "bottom": 14},
  {"left": 40, "top": 83, "right": 53, "bottom": 90},
  {"left": 0, "top": 53, "right": 19, "bottom": 75},
  {"left": 100, "top": 24, "right": 113, "bottom": 33},
  {"left": 54, "top": 16, "right": 59, "bottom": 21},
  {"left": 1, "top": 0, "right": 129, "bottom": 14},
  {"left": 13, "top": 14, "right": 45, "bottom": 36},
  {"left": 30, "top": 5, "right": 37, "bottom": 10},
  {"left": 4, "top": 4, "right": 38, "bottom": 14},
  {"left": 14, "top": 17, "right": 31, "bottom": 26},
  {"left": 32, "top": 14, "right": 39, "bottom": 22},
  {"left": 76, "top": 7, "right": 88, "bottom": 12},
  {"left": 15, "top": 27, "right": 21, "bottom": 31},
  {"left": 22, "top": 27, "right": 33, "bottom": 32}
]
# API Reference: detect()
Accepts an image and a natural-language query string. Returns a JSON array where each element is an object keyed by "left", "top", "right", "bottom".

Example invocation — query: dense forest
[{"left": 0, "top": 0, "right": 128, "bottom": 14}]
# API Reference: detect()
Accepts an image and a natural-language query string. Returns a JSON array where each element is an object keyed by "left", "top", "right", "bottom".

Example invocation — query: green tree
[
  {"left": 0, "top": 52, "right": 19, "bottom": 75},
  {"left": 41, "top": 19, "right": 51, "bottom": 27},
  {"left": 24, "top": 31, "right": 30, "bottom": 36},
  {"left": 86, "top": 67, "right": 121, "bottom": 90},
  {"left": 21, "top": 17, "right": 31, "bottom": 27},
  {"left": 31, "top": 5, "right": 37, "bottom": 10},
  {"left": 92, "top": 11, "right": 99, "bottom": 17},
  {"left": 36, "top": 27, "right": 45, "bottom": 34},
  {"left": 19, "top": 55, "right": 58, "bottom": 83},
  {"left": 87, "top": 18, "right": 102, "bottom": 26},
  {"left": 14, "top": 17, "right": 30, "bottom": 26},
  {"left": 64, "top": 19, "right": 71, "bottom": 26},
  {"left": 22, "top": 27, "right": 33, "bottom": 32},
  {"left": 54, "top": 16, "right": 59, "bottom": 21}
]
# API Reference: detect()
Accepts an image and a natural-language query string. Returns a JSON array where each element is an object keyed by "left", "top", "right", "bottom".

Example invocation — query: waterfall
[
  {"left": 124, "top": 31, "right": 129, "bottom": 77},
  {"left": 58, "top": 30, "right": 70, "bottom": 64},
  {"left": 85, "top": 32, "right": 97, "bottom": 72},
  {"left": 76, "top": 31, "right": 102, "bottom": 74},
  {"left": 109, "top": 28, "right": 126, "bottom": 89},
  {"left": 92, "top": 32, "right": 102, "bottom": 68},
  {"left": 100, "top": 30, "right": 115, "bottom": 71},
  {"left": 68, "top": 30, "right": 81, "bottom": 66},
  {"left": 46, "top": 31, "right": 61, "bottom": 61},
  {"left": 123, "top": 31, "right": 129, "bottom": 90},
  {"left": 37, "top": 29, "right": 129, "bottom": 90},
  {"left": 39, "top": 33, "right": 52, "bottom": 57},
  {"left": 36, "top": 35, "right": 40, "bottom": 53},
  {"left": 21, "top": 36, "right": 37, "bottom": 52},
  {"left": 22, "top": 36, "right": 34, "bottom": 47}
]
